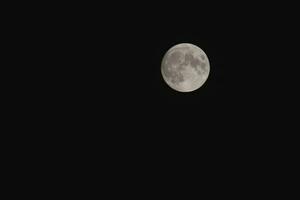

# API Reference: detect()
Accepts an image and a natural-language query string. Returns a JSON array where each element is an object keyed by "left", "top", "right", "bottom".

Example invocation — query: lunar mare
[{"left": 161, "top": 43, "right": 210, "bottom": 92}]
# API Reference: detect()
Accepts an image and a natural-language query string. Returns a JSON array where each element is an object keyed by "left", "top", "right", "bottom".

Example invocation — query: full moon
[{"left": 161, "top": 43, "right": 210, "bottom": 92}]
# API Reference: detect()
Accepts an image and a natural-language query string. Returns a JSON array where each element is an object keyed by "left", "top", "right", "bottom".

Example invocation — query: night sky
[
  {"left": 18, "top": 2, "right": 298, "bottom": 193},
  {"left": 48, "top": 2, "right": 298, "bottom": 170}
]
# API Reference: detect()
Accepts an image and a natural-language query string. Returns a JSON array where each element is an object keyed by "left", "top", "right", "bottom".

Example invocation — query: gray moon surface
[{"left": 161, "top": 43, "right": 210, "bottom": 92}]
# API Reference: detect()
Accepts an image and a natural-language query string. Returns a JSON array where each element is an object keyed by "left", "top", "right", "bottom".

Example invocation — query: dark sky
[
  {"left": 20, "top": 2, "right": 298, "bottom": 192},
  {"left": 47, "top": 2, "right": 298, "bottom": 160}
]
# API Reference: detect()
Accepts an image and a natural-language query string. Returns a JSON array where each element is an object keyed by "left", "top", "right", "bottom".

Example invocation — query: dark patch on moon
[
  {"left": 163, "top": 68, "right": 185, "bottom": 85},
  {"left": 199, "top": 60, "right": 207, "bottom": 73},
  {"left": 184, "top": 52, "right": 205, "bottom": 76},
  {"left": 162, "top": 57, "right": 185, "bottom": 85},
  {"left": 166, "top": 51, "right": 183, "bottom": 66},
  {"left": 184, "top": 53, "right": 193, "bottom": 65},
  {"left": 190, "top": 55, "right": 201, "bottom": 68},
  {"left": 170, "top": 71, "right": 185, "bottom": 84}
]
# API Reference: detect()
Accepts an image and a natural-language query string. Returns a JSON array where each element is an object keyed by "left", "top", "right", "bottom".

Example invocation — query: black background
[
  {"left": 47, "top": 4, "right": 296, "bottom": 131},
  {"left": 19, "top": 1, "right": 298, "bottom": 190},
  {"left": 38, "top": 2, "right": 299, "bottom": 149}
]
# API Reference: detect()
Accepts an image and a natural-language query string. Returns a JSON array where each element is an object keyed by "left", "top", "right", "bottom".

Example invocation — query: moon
[{"left": 161, "top": 43, "right": 210, "bottom": 92}]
